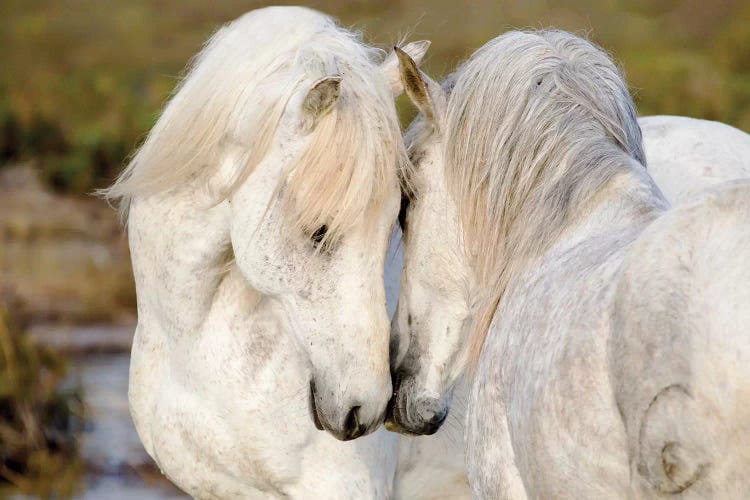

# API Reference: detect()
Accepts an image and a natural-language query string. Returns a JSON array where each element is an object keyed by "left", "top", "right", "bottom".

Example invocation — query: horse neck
[
  {"left": 468, "top": 151, "right": 669, "bottom": 368},
  {"left": 129, "top": 185, "right": 236, "bottom": 335},
  {"left": 508, "top": 155, "right": 668, "bottom": 279},
  {"left": 557, "top": 160, "right": 668, "bottom": 250},
  {"left": 487, "top": 151, "right": 667, "bottom": 306}
]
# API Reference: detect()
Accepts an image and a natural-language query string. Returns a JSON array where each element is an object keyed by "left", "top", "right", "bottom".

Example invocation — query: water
[
  {"left": 8, "top": 321, "right": 187, "bottom": 499},
  {"left": 71, "top": 354, "right": 187, "bottom": 499}
]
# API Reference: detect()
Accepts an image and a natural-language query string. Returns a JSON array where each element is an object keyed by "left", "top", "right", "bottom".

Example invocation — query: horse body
[
  {"left": 471, "top": 178, "right": 750, "bottom": 499},
  {"left": 128, "top": 189, "right": 401, "bottom": 498},
  {"left": 640, "top": 115, "right": 750, "bottom": 201},
  {"left": 613, "top": 180, "right": 750, "bottom": 498},
  {"left": 391, "top": 30, "right": 750, "bottom": 498},
  {"left": 467, "top": 167, "right": 660, "bottom": 497},
  {"left": 129, "top": 185, "right": 467, "bottom": 497}
]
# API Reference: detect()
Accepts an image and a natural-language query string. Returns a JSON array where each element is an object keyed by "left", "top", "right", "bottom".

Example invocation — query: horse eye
[
  {"left": 311, "top": 225, "right": 328, "bottom": 246},
  {"left": 398, "top": 194, "right": 410, "bottom": 232}
]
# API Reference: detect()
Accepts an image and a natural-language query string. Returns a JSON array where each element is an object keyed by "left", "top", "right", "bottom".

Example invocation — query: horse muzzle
[{"left": 384, "top": 370, "right": 448, "bottom": 435}]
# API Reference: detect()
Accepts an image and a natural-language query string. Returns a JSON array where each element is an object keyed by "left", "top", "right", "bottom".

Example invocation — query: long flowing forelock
[
  {"left": 284, "top": 45, "right": 405, "bottom": 246},
  {"left": 442, "top": 30, "right": 645, "bottom": 370},
  {"left": 99, "top": 7, "right": 404, "bottom": 235}
]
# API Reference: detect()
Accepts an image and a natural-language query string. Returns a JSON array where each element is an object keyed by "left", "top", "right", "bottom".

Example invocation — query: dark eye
[
  {"left": 311, "top": 225, "right": 328, "bottom": 247},
  {"left": 398, "top": 194, "right": 410, "bottom": 232}
]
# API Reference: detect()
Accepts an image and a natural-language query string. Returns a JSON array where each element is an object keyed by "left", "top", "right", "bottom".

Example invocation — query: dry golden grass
[{"left": 0, "top": 301, "right": 83, "bottom": 498}]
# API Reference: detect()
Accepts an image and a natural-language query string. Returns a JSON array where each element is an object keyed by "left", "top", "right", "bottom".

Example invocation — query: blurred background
[{"left": 1, "top": 0, "right": 748, "bottom": 497}]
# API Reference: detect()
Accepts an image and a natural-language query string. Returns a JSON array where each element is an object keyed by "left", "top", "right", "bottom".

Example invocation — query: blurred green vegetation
[
  {"left": 0, "top": 298, "right": 82, "bottom": 498},
  {"left": 1, "top": 0, "right": 749, "bottom": 194}
]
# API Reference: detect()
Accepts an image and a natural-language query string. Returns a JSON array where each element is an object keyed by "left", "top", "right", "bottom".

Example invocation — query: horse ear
[
  {"left": 395, "top": 46, "right": 437, "bottom": 124},
  {"left": 301, "top": 76, "right": 342, "bottom": 132},
  {"left": 382, "top": 40, "right": 431, "bottom": 96}
]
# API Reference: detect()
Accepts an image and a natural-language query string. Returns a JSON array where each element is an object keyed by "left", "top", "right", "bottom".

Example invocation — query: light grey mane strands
[
  {"left": 101, "top": 8, "right": 406, "bottom": 245},
  {"left": 442, "top": 31, "right": 648, "bottom": 365}
]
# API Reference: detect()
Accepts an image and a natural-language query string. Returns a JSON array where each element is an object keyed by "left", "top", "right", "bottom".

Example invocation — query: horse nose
[
  {"left": 342, "top": 405, "right": 365, "bottom": 440},
  {"left": 414, "top": 396, "right": 447, "bottom": 428}
]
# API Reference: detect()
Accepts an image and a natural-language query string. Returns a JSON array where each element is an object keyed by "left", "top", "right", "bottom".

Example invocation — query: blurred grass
[
  {"left": 0, "top": 299, "right": 83, "bottom": 498},
  {"left": 0, "top": 0, "right": 749, "bottom": 193},
  {"left": 0, "top": 165, "right": 136, "bottom": 324}
]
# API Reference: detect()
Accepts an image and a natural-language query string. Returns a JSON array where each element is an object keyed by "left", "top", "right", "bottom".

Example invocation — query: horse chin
[
  {"left": 384, "top": 397, "right": 409, "bottom": 434},
  {"left": 384, "top": 408, "right": 418, "bottom": 436}
]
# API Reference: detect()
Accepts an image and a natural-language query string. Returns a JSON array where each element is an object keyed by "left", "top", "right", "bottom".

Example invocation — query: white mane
[
  {"left": 103, "top": 6, "right": 405, "bottom": 241},
  {"left": 440, "top": 30, "right": 647, "bottom": 364}
]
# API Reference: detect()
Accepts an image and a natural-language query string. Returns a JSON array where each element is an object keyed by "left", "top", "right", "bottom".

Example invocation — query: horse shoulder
[{"left": 611, "top": 180, "right": 750, "bottom": 496}]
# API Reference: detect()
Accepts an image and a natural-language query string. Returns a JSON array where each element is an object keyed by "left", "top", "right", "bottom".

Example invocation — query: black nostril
[
  {"left": 309, "top": 380, "right": 323, "bottom": 431},
  {"left": 345, "top": 406, "right": 360, "bottom": 432},
  {"left": 344, "top": 405, "right": 363, "bottom": 440},
  {"left": 427, "top": 410, "right": 447, "bottom": 426}
]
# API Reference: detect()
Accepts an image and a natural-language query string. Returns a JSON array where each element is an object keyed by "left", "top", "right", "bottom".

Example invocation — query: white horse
[
  {"left": 383, "top": 114, "right": 750, "bottom": 499},
  {"left": 101, "top": 6, "right": 448, "bottom": 497},
  {"left": 388, "top": 31, "right": 750, "bottom": 498},
  {"left": 385, "top": 112, "right": 750, "bottom": 433}
]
